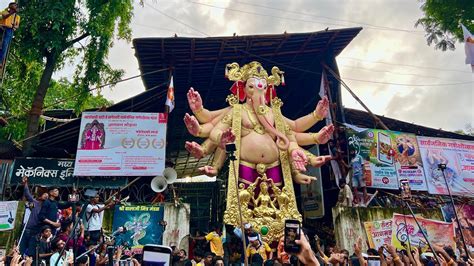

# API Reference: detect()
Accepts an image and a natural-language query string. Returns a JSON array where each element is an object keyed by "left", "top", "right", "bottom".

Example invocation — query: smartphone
[
  {"left": 399, "top": 178, "right": 412, "bottom": 200},
  {"left": 284, "top": 219, "right": 301, "bottom": 253},
  {"left": 367, "top": 256, "right": 381, "bottom": 266},
  {"left": 142, "top": 245, "right": 172, "bottom": 266},
  {"left": 377, "top": 132, "right": 393, "bottom": 165}
]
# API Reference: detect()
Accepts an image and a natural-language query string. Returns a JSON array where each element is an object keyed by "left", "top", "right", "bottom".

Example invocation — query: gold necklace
[{"left": 243, "top": 104, "right": 266, "bottom": 135}]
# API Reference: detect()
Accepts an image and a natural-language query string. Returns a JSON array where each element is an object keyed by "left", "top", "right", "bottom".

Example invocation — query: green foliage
[
  {"left": 0, "top": 0, "right": 134, "bottom": 144},
  {"left": 416, "top": 0, "right": 474, "bottom": 51},
  {"left": 0, "top": 54, "right": 112, "bottom": 140}
]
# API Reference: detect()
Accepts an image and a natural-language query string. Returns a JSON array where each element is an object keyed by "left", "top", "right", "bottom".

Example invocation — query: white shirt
[
  {"left": 50, "top": 251, "right": 72, "bottom": 266},
  {"left": 85, "top": 203, "right": 104, "bottom": 231}
]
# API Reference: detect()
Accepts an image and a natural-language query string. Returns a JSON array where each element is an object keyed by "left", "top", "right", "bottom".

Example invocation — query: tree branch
[{"left": 63, "top": 32, "right": 90, "bottom": 50}]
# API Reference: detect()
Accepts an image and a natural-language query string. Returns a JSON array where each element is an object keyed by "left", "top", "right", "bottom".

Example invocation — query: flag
[
  {"left": 318, "top": 71, "right": 343, "bottom": 185},
  {"left": 461, "top": 24, "right": 474, "bottom": 72},
  {"left": 165, "top": 76, "right": 175, "bottom": 112}
]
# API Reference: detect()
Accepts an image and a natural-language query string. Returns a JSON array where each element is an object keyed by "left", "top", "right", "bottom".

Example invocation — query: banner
[
  {"left": 10, "top": 158, "right": 127, "bottom": 188},
  {"left": 0, "top": 201, "right": 18, "bottom": 231},
  {"left": 301, "top": 146, "right": 324, "bottom": 219},
  {"left": 417, "top": 136, "right": 474, "bottom": 195},
  {"left": 364, "top": 219, "right": 393, "bottom": 250},
  {"left": 74, "top": 112, "right": 167, "bottom": 176},
  {"left": 112, "top": 205, "right": 165, "bottom": 255},
  {"left": 347, "top": 127, "right": 427, "bottom": 190},
  {"left": 391, "top": 213, "right": 455, "bottom": 251},
  {"left": 441, "top": 204, "right": 474, "bottom": 252},
  {"left": 11, "top": 158, "right": 75, "bottom": 186}
]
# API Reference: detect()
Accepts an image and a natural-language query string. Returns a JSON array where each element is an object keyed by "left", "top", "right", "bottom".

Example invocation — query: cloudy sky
[{"left": 10, "top": 0, "right": 474, "bottom": 132}]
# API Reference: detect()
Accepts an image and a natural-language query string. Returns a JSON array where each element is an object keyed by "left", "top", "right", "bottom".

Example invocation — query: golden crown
[{"left": 225, "top": 61, "right": 285, "bottom": 86}]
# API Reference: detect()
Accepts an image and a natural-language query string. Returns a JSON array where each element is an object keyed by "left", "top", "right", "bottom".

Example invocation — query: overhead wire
[
  {"left": 146, "top": 4, "right": 473, "bottom": 88},
  {"left": 234, "top": 0, "right": 424, "bottom": 34},
  {"left": 188, "top": 0, "right": 424, "bottom": 35}
]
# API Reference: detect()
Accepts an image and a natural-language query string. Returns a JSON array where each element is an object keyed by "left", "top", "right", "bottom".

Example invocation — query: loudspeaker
[
  {"left": 163, "top": 167, "right": 177, "bottom": 184},
  {"left": 151, "top": 176, "right": 168, "bottom": 192}
]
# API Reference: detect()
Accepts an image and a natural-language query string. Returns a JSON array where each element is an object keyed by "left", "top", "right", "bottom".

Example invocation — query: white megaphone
[
  {"left": 151, "top": 176, "right": 168, "bottom": 193},
  {"left": 163, "top": 167, "right": 177, "bottom": 184}
]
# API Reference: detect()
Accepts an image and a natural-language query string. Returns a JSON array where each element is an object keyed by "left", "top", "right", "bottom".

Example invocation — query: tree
[
  {"left": 0, "top": 56, "right": 111, "bottom": 141},
  {"left": 416, "top": 0, "right": 473, "bottom": 51},
  {"left": 11, "top": 0, "right": 133, "bottom": 155}
]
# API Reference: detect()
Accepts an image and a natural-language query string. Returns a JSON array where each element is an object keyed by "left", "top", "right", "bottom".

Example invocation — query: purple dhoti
[{"left": 238, "top": 161, "right": 283, "bottom": 189}]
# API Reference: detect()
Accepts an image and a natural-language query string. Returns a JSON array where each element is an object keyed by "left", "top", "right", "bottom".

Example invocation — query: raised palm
[
  {"left": 187, "top": 87, "right": 203, "bottom": 112},
  {"left": 315, "top": 96, "right": 329, "bottom": 119}
]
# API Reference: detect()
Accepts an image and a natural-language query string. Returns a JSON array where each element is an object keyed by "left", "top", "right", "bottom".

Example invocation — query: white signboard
[
  {"left": 74, "top": 112, "right": 167, "bottom": 176},
  {"left": 417, "top": 136, "right": 474, "bottom": 196},
  {"left": 0, "top": 201, "right": 18, "bottom": 231}
]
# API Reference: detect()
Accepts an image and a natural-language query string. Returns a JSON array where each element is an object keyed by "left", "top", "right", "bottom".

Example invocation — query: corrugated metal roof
[{"left": 33, "top": 29, "right": 363, "bottom": 177}]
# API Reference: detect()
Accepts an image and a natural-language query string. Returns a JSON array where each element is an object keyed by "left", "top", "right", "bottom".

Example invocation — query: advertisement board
[{"left": 364, "top": 219, "right": 393, "bottom": 250}]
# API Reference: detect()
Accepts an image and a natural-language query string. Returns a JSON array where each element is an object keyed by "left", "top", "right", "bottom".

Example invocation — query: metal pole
[
  {"left": 404, "top": 201, "right": 441, "bottom": 265},
  {"left": 438, "top": 164, "right": 471, "bottom": 257},
  {"left": 227, "top": 149, "right": 248, "bottom": 266}
]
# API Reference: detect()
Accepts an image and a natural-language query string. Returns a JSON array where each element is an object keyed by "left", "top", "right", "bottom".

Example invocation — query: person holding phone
[
  {"left": 38, "top": 187, "right": 71, "bottom": 230},
  {"left": 20, "top": 176, "right": 49, "bottom": 255},
  {"left": 85, "top": 193, "right": 114, "bottom": 244}
]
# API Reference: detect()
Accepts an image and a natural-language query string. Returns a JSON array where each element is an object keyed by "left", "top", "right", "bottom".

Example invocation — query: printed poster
[
  {"left": 391, "top": 213, "right": 455, "bottom": 251},
  {"left": 347, "top": 127, "right": 427, "bottom": 190},
  {"left": 441, "top": 204, "right": 474, "bottom": 252},
  {"left": 74, "top": 112, "right": 167, "bottom": 176},
  {"left": 364, "top": 219, "right": 393, "bottom": 250},
  {"left": 112, "top": 205, "right": 165, "bottom": 255},
  {"left": 417, "top": 136, "right": 474, "bottom": 196},
  {"left": 0, "top": 201, "right": 18, "bottom": 231},
  {"left": 301, "top": 145, "right": 324, "bottom": 219}
]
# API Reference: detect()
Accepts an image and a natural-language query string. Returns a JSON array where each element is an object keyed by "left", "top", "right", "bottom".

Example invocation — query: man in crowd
[
  {"left": 337, "top": 178, "right": 353, "bottom": 207},
  {"left": 84, "top": 193, "right": 114, "bottom": 244},
  {"left": 234, "top": 222, "right": 261, "bottom": 264},
  {"left": 38, "top": 226, "right": 54, "bottom": 263},
  {"left": 203, "top": 252, "right": 214, "bottom": 266},
  {"left": 245, "top": 232, "right": 272, "bottom": 263},
  {"left": 20, "top": 176, "right": 48, "bottom": 255},
  {"left": 49, "top": 238, "right": 73, "bottom": 266},
  {"left": 0, "top": 2, "right": 20, "bottom": 64},
  {"left": 193, "top": 223, "right": 224, "bottom": 258},
  {"left": 39, "top": 187, "right": 71, "bottom": 230}
]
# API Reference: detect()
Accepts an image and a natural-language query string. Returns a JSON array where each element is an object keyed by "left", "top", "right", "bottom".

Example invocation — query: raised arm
[
  {"left": 187, "top": 87, "right": 229, "bottom": 123},
  {"left": 283, "top": 96, "right": 329, "bottom": 132},
  {"left": 22, "top": 177, "right": 35, "bottom": 203}
]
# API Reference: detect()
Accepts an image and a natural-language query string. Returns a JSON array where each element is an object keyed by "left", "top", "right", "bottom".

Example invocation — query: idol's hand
[
  {"left": 220, "top": 128, "right": 235, "bottom": 148},
  {"left": 184, "top": 113, "right": 201, "bottom": 136},
  {"left": 185, "top": 141, "right": 205, "bottom": 159},
  {"left": 291, "top": 149, "right": 308, "bottom": 172},
  {"left": 199, "top": 165, "right": 218, "bottom": 176},
  {"left": 316, "top": 124, "right": 334, "bottom": 144},
  {"left": 315, "top": 96, "right": 329, "bottom": 119},
  {"left": 187, "top": 87, "right": 203, "bottom": 112}
]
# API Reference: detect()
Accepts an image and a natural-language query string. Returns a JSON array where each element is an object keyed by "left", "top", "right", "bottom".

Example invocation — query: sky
[{"left": 6, "top": 0, "right": 474, "bottom": 132}]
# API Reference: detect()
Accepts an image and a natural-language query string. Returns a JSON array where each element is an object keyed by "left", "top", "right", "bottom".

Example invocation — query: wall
[{"left": 162, "top": 203, "right": 191, "bottom": 252}]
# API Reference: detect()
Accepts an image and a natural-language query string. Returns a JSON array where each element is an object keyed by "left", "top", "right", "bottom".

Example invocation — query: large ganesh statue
[{"left": 183, "top": 61, "right": 334, "bottom": 241}]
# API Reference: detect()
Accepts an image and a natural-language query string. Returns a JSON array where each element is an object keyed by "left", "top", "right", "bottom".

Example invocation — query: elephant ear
[
  {"left": 265, "top": 84, "right": 277, "bottom": 104},
  {"left": 230, "top": 81, "right": 246, "bottom": 102}
]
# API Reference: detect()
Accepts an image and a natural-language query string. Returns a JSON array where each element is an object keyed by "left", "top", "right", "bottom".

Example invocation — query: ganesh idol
[{"left": 183, "top": 61, "right": 334, "bottom": 241}]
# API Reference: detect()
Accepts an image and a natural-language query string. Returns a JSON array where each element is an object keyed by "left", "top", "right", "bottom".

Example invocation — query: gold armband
[
  {"left": 194, "top": 107, "right": 204, "bottom": 115},
  {"left": 312, "top": 110, "right": 324, "bottom": 121},
  {"left": 448, "top": 259, "right": 455, "bottom": 265},
  {"left": 311, "top": 132, "right": 320, "bottom": 144},
  {"left": 392, "top": 256, "right": 401, "bottom": 262}
]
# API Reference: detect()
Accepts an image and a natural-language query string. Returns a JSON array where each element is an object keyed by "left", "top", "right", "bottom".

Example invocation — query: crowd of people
[{"left": 1, "top": 177, "right": 472, "bottom": 266}]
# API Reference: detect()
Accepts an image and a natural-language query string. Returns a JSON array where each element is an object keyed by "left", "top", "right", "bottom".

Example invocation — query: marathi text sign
[
  {"left": 74, "top": 112, "right": 167, "bottom": 176},
  {"left": 347, "top": 127, "right": 427, "bottom": 190},
  {"left": 11, "top": 158, "right": 75, "bottom": 186},
  {"left": 364, "top": 219, "right": 392, "bottom": 250},
  {"left": 391, "top": 213, "right": 455, "bottom": 251},
  {"left": 113, "top": 205, "right": 164, "bottom": 255},
  {"left": 0, "top": 201, "right": 18, "bottom": 231},
  {"left": 417, "top": 136, "right": 474, "bottom": 196}
]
